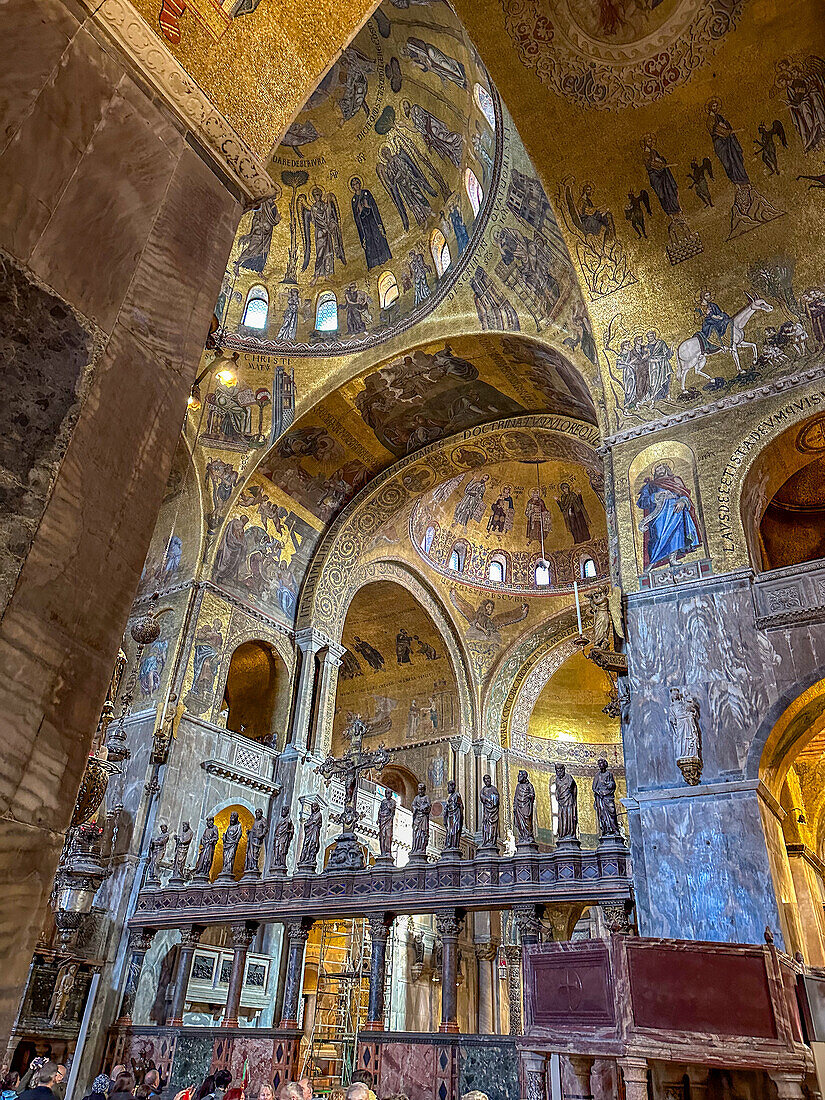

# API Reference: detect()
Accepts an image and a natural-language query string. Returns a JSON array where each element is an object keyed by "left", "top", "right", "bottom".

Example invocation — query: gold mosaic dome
[{"left": 216, "top": 0, "right": 500, "bottom": 354}]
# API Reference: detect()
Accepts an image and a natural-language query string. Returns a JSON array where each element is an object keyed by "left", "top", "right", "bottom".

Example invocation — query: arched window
[
  {"left": 430, "top": 229, "right": 451, "bottom": 277},
  {"left": 488, "top": 554, "right": 506, "bottom": 583},
  {"left": 474, "top": 83, "right": 496, "bottom": 130},
  {"left": 242, "top": 284, "right": 268, "bottom": 329},
  {"left": 448, "top": 542, "right": 466, "bottom": 572},
  {"left": 422, "top": 526, "right": 436, "bottom": 554},
  {"left": 315, "top": 292, "right": 338, "bottom": 332},
  {"left": 378, "top": 270, "right": 399, "bottom": 310},
  {"left": 582, "top": 557, "right": 597, "bottom": 579},
  {"left": 535, "top": 561, "right": 551, "bottom": 587},
  {"left": 464, "top": 168, "right": 483, "bottom": 216}
]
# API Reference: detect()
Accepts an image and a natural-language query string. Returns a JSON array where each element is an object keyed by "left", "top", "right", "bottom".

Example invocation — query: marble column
[
  {"left": 521, "top": 1051, "right": 547, "bottom": 1100},
  {"left": 222, "top": 922, "right": 259, "bottom": 1027},
  {"left": 618, "top": 1059, "right": 649, "bottom": 1100},
  {"left": 116, "top": 927, "right": 156, "bottom": 1023},
  {"left": 313, "top": 643, "right": 346, "bottom": 756},
  {"left": 565, "top": 1056, "right": 594, "bottom": 1100},
  {"left": 474, "top": 940, "right": 498, "bottom": 1034},
  {"left": 504, "top": 943, "right": 522, "bottom": 1035},
  {"left": 365, "top": 913, "right": 393, "bottom": 1030},
  {"left": 768, "top": 1073, "right": 806, "bottom": 1100},
  {"left": 167, "top": 926, "right": 202, "bottom": 1026},
  {"left": 513, "top": 903, "right": 544, "bottom": 946},
  {"left": 437, "top": 910, "right": 464, "bottom": 1033},
  {"left": 279, "top": 919, "right": 312, "bottom": 1028},
  {"left": 289, "top": 629, "right": 325, "bottom": 753}
]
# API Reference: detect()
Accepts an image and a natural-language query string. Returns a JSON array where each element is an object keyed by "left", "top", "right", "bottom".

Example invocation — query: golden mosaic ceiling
[{"left": 215, "top": 0, "right": 500, "bottom": 353}]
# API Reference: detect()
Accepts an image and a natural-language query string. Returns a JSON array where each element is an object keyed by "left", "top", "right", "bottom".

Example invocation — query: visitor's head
[
  {"left": 345, "top": 1086, "right": 369, "bottom": 1100},
  {"left": 113, "top": 1073, "right": 135, "bottom": 1095},
  {"left": 215, "top": 1071, "right": 232, "bottom": 1090},
  {"left": 258, "top": 1087, "right": 273, "bottom": 1100},
  {"left": 144, "top": 1071, "right": 160, "bottom": 1091},
  {"left": 1, "top": 1072, "right": 19, "bottom": 1091},
  {"left": 351, "top": 1071, "right": 373, "bottom": 1088},
  {"left": 275, "top": 1086, "right": 303, "bottom": 1100},
  {"left": 90, "top": 1076, "right": 109, "bottom": 1097}
]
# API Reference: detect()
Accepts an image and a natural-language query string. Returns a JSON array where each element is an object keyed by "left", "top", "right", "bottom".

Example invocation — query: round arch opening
[{"left": 222, "top": 639, "right": 288, "bottom": 743}]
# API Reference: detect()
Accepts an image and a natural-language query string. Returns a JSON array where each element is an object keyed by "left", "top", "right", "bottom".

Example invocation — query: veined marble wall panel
[{"left": 633, "top": 787, "right": 782, "bottom": 945}]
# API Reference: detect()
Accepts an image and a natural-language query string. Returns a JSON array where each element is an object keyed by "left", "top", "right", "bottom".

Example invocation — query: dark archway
[{"left": 223, "top": 640, "right": 286, "bottom": 743}]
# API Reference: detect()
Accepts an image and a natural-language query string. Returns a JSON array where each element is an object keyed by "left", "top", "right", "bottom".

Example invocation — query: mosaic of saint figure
[
  {"left": 350, "top": 177, "right": 392, "bottom": 269},
  {"left": 636, "top": 463, "right": 702, "bottom": 570},
  {"left": 298, "top": 187, "right": 346, "bottom": 283}
]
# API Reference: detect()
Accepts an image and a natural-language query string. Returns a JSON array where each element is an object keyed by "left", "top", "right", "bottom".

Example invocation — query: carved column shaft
[
  {"left": 222, "top": 922, "right": 258, "bottom": 1027},
  {"left": 474, "top": 941, "right": 498, "bottom": 1034},
  {"left": 117, "top": 928, "right": 156, "bottom": 1023},
  {"left": 437, "top": 910, "right": 464, "bottom": 1033},
  {"left": 504, "top": 943, "right": 522, "bottom": 1035},
  {"left": 167, "top": 926, "right": 202, "bottom": 1026},
  {"left": 279, "top": 919, "right": 311, "bottom": 1028},
  {"left": 618, "top": 1059, "right": 649, "bottom": 1100},
  {"left": 314, "top": 646, "right": 344, "bottom": 756},
  {"left": 365, "top": 914, "right": 392, "bottom": 1029},
  {"left": 290, "top": 631, "right": 324, "bottom": 753}
]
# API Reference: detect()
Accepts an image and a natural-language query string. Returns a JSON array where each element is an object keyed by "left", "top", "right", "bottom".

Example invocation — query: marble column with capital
[
  {"left": 618, "top": 1059, "right": 649, "bottom": 1100},
  {"left": 167, "top": 926, "right": 202, "bottom": 1026},
  {"left": 289, "top": 629, "right": 326, "bottom": 754},
  {"left": 513, "top": 903, "right": 544, "bottom": 946},
  {"left": 437, "top": 910, "right": 464, "bottom": 1033},
  {"left": 314, "top": 643, "right": 346, "bottom": 756},
  {"left": 365, "top": 913, "right": 393, "bottom": 1030},
  {"left": 117, "top": 927, "right": 156, "bottom": 1024},
  {"left": 279, "top": 919, "right": 312, "bottom": 1028},
  {"left": 222, "top": 922, "right": 259, "bottom": 1027},
  {"left": 474, "top": 940, "right": 498, "bottom": 1034}
]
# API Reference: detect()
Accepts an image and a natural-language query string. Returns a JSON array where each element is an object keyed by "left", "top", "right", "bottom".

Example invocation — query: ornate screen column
[
  {"left": 167, "top": 926, "right": 202, "bottom": 1026},
  {"left": 222, "top": 922, "right": 259, "bottom": 1027},
  {"left": 365, "top": 913, "right": 393, "bottom": 1029},
  {"left": 116, "top": 927, "right": 156, "bottom": 1024},
  {"left": 290, "top": 629, "right": 325, "bottom": 753},
  {"left": 437, "top": 910, "right": 464, "bottom": 1033},
  {"left": 279, "top": 918, "right": 312, "bottom": 1028}
]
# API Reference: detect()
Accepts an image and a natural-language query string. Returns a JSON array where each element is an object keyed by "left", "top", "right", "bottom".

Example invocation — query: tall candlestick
[{"left": 573, "top": 581, "right": 583, "bottom": 634}]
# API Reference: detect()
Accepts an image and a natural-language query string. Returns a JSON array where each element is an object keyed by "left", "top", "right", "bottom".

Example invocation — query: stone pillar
[
  {"left": 437, "top": 910, "right": 464, "bottom": 1033},
  {"left": 222, "top": 922, "right": 259, "bottom": 1027},
  {"left": 504, "top": 943, "right": 522, "bottom": 1035},
  {"left": 521, "top": 1051, "right": 547, "bottom": 1100},
  {"left": 167, "top": 926, "right": 202, "bottom": 1026},
  {"left": 365, "top": 913, "right": 393, "bottom": 1030},
  {"left": 313, "top": 643, "right": 345, "bottom": 756},
  {"left": 475, "top": 940, "right": 498, "bottom": 1034},
  {"left": 116, "top": 928, "right": 156, "bottom": 1023},
  {"left": 565, "top": 1056, "right": 594, "bottom": 1100},
  {"left": 513, "top": 903, "right": 544, "bottom": 946},
  {"left": 618, "top": 1059, "right": 649, "bottom": 1100},
  {"left": 289, "top": 629, "right": 326, "bottom": 753},
  {"left": 768, "top": 1073, "right": 806, "bottom": 1100},
  {"left": 279, "top": 919, "right": 311, "bottom": 1028}
]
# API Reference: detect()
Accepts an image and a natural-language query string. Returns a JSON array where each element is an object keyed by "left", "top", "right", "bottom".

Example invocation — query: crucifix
[{"left": 315, "top": 714, "right": 390, "bottom": 871}]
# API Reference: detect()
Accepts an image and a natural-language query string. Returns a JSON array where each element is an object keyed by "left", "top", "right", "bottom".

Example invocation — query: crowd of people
[{"left": 0, "top": 1062, "right": 405, "bottom": 1100}]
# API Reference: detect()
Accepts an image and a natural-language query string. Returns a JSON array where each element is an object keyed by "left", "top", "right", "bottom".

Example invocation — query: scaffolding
[{"left": 300, "top": 917, "right": 394, "bottom": 1092}]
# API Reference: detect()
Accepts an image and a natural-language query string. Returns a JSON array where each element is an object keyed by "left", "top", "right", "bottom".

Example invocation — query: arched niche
[
  {"left": 221, "top": 639, "right": 288, "bottom": 742},
  {"left": 756, "top": 676, "right": 825, "bottom": 964},
  {"left": 332, "top": 578, "right": 462, "bottom": 760},
  {"left": 381, "top": 764, "right": 420, "bottom": 807},
  {"left": 740, "top": 412, "right": 825, "bottom": 572},
  {"left": 209, "top": 803, "right": 255, "bottom": 882}
]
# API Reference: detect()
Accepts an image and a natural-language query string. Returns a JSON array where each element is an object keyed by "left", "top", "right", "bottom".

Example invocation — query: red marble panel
[
  {"left": 378, "top": 1042, "right": 437, "bottom": 1100},
  {"left": 626, "top": 943, "right": 777, "bottom": 1038}
]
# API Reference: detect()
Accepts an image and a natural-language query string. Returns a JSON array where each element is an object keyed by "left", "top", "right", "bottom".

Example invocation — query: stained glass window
[
  {"left": 464, "top": 168, "right": 483, "bottom": 216},
  {"left": 430, "top": 229, "right": 451, "bottom": 277},
  {"left": 474, "top": 83, "right": 495, "bottom": 130}
]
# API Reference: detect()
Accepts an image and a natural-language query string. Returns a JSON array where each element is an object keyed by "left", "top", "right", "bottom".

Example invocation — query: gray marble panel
[
  {"left": 170, "top": 1034, "right": 214, "bottom": 1092},
  {"left": 458, "top": 1038, "right": 519, "bottom": 1100}
]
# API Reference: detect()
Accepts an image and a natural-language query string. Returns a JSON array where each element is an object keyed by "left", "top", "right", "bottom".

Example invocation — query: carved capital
[
  {"left": 474, "top": 940, "right": 499, "bottom": 962},
  {"left": 178, "top": 925, "right": 203, "bottom": 949},
  {"left": 436, "top": 912, "right": 464, "bottom": 939},
  {"left": 285, "top": 918, "right": 312, "bottom": 945},
  {"left": 231, "top": 922, "right": 259, "bottom": 950},
  {"left": 512, "top": 903, "right": 544, "bottom": 941},
  {"left": 367, "top": 914, "right": 393, "bottom": 943},
  {"left": 128, "top": 927, "right": 156, "bottom": 953},
  {"left": 600, "top": 901, "right": 631, "bottom": 934}
]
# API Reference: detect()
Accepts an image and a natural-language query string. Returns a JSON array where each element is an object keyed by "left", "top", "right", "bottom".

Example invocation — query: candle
[{"left": 573, "top": 580, "right": 583, "bottom": 634}]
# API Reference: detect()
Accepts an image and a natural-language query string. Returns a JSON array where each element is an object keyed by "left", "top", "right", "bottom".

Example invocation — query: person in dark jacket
[{"left": 18, "top": 1062, "right": 65, "bottom": 1100}]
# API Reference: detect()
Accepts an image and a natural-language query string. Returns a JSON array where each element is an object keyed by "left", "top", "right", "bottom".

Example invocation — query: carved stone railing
[
  {"left": 188, "top": 717, "right": 281, "bottom": 795},
  {"left": 130, "top": 841, "right": 631, "bottom": 928},
  {"left": 753, "top": 557, "right": 825, "bottom": 629}
]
